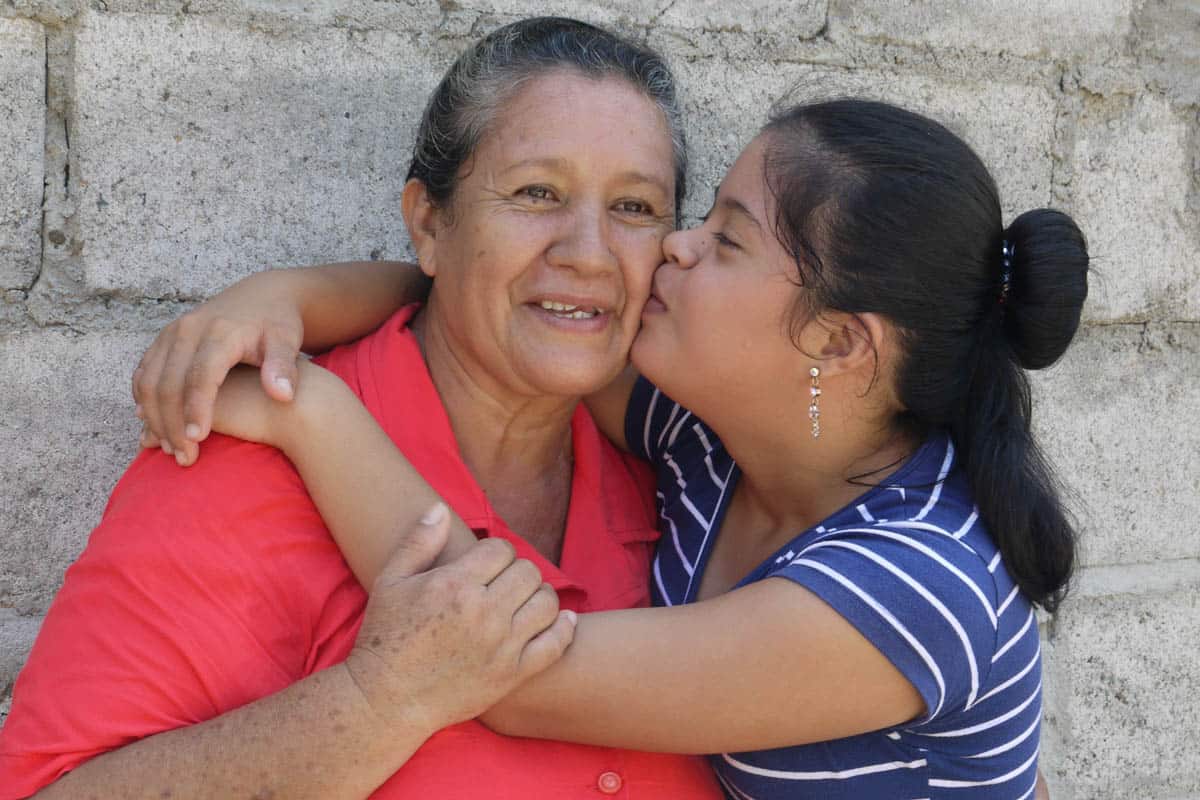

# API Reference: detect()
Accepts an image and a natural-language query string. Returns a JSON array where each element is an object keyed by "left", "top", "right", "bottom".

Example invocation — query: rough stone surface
[
  {"left": 672, "top": 59, "right": 1056, "bottom": 223},
  {"left": 1034, "top": 323, "right": 1200, "bottom": 568},
  {"left": 0, "top": 3, "right": 1197, "bottom": 797},
  {"left": 1044, "top": 579, "right": 1200, "bottom": 798},
  {"left": 0, "top": 329, "right": 147, "bottom": 615},
  {"left": 70, "top": 11, "right": 441, "bottom": 299},
  {"left": 1067, "top": 95, "right": 1198, "bottom": 322},
  {"left": 0, "top": 18, "right": 45, "bottom": 289},
  {"left": 0, "top": 610, "right": 41, "bottom": 695},
  {"left": 474, "top": 0, "right": 827, "bottom": 36},
  {"left": 831, "top": 0, "right": 1137, "bottom": 61}
]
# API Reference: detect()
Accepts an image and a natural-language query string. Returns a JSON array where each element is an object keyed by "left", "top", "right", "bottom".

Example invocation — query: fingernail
[
  {"left": 135, "top": 404, "right": 144, "bottom": 419},
  {"left": 274, "top": 377, "right": 293, "bottom": 397},
  {"left": 174, "top": 451, "right": 188, "bottom": 467},
  {"left": 185, "top": 423, "right": 201, "bottom": 440},
  {"left": 419, "top": 502, "right": 447, "bottom": 525},
  {"left": 561, "top": 609, "right": 578, "bottom": 626},
  {"left": 161, "top": 442, "right": 173, "bottom": 455}
]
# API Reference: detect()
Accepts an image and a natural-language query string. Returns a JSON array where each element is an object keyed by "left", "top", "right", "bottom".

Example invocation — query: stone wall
[{"left": 1, "top": 1, "right": 1197, "bottom": 797}]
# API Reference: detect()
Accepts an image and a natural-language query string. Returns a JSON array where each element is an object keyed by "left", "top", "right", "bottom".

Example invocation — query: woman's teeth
[{"left": 540, "top": 300, "right": 600, "bottom": 319}]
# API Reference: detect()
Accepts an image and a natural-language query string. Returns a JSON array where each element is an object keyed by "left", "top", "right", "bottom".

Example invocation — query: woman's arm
[
  {"left": 223, "top": 365, "right": 925, "bottom": 754},
  {"left": 135, "top": 260, "right": 428, "bottom": 465},
  {"left": 24, "top": 506, "right": 573, "bottom": 800}
]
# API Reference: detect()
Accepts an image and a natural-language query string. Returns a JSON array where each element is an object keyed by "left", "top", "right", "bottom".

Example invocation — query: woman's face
[
  {"left": 632, "top": 134, "right": 809, "bottom": 421},
  {"left": 418, "top": 70, "right": 676, "bottom": 400}
]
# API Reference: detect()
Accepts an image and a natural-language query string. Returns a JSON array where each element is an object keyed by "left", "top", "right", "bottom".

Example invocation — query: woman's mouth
[{"left": 538, "top": 300, "right": 602, "bottom": 320}]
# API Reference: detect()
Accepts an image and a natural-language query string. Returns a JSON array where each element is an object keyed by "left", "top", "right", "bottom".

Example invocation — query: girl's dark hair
[
  {"left": 407, "top": 16, "right": 687, "bottom": 223},
  {"left": 763, "top": 98, "right": 1088, "bottom": 612}
]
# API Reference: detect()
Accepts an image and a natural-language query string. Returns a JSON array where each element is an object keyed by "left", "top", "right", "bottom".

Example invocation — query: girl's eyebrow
[{"left": 712, "top": 186, "right": 763, "bottom": 231}]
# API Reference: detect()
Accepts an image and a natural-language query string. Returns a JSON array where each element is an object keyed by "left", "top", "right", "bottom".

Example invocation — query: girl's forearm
[
  {"left": 281, "top": 366, "right": 476, "bottom": 587},
  {"left": 276, "top": 261, "right": 430, "bottom": 354}
]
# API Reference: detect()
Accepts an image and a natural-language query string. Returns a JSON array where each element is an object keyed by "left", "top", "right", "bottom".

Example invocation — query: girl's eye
[{"left": 713, "top": 232, "right": 740, "bottom": 250}]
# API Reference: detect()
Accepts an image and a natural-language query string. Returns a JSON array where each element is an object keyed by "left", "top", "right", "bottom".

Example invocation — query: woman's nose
[{"left": 549, "top": 204, "right": 618, "bottom": 275}]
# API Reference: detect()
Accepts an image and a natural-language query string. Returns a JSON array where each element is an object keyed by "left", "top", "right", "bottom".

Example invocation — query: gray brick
[
  {"left": 1034, "top": 323, "right": 1200, "bottom": 567},
  {"left": 0, "top": 328, "right": 148, "bottom": 614},
  {"left": 1044, "top": 581, "right": 1200, "bottom": 798},
  {"left": 831, "top": 0, "right": 1136, "bottom": 60},
  {"left": 0, "top": 609, "right": 42, "bottom": 694},
  {"left": 71, "top": 12, "right": 448, "bottom": 298},
  {"left": 474, "top": 0, "right": 827, "bottom": 36},
  {"left": 1069, "top": 95, "right": 1198, "bottom": 322},
  {"left": 673, "top": 59, "right": 1055, "bottom": 223},
  {"left": 0, "top": 18, "right": 45, "bottom": 290}
]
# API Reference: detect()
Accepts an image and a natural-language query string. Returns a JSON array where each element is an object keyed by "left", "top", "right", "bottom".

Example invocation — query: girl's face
[{"left": 631, "top": 134, "right": 813, "bottom": 423}]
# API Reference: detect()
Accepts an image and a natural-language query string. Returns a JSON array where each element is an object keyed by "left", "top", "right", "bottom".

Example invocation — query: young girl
[{"left": 139, "top": 98, "right": 1087, "bottom": 799}]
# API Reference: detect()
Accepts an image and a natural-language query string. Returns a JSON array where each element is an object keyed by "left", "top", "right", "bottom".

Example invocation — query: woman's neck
[{"left": 413, "top": 308, "right": 577, "bottom": 560}]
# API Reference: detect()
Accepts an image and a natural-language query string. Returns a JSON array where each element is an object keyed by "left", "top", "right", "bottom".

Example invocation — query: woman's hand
[{"left": 135, "top": 270, "right": 307, "bottom": 465}]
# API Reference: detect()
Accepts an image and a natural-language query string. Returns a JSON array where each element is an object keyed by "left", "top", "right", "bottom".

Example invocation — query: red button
[{"left": 597, "top": 770, "right": 623, "bottom": 794}]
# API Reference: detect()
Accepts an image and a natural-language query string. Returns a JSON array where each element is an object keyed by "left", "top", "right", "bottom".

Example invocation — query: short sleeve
[
  {"left": 623, "top": 377, "right": 684, "bottom": 464},
  {"left": 0, "top": 440, "right": 360, "bottom": 800},
  {"left": 774, "top": 526, "right": 999, "bottom": 723}
]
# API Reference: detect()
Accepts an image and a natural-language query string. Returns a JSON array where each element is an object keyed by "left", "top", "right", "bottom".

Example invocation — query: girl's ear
[
  {"left": 401, "top": 179, "right": 442, "bottom": 278},
  {"left": 807, "top": 310, "right": 888, "bottom": 378}
]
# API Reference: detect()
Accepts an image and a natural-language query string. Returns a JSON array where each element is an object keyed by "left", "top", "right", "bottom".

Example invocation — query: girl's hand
[{"left": 134, "top": 271, "right": 307, "bottom": 466}]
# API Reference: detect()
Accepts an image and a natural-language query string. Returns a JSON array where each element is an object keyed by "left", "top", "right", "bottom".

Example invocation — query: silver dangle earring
[{"left": 808, "top": 367, "right": 821, "bottom": 439}]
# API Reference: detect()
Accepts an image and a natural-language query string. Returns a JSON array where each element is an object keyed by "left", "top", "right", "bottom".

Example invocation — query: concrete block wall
[{"left": 0, "top": 2, "right": 1196, "bottom": 797}]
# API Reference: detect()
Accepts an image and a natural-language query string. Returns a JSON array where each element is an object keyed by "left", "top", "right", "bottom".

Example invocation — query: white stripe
[
  {"left": 716, "top": 770, "right": 758, "bottom": 800},
  {"left": 857, "top": 503, "right": 875, "bottom": 522},
  {"left": 996, "top": 585, "right": 1021, "bottom": 617},
  {"left": 682, "top": 462, "right": 737, "bottom": 602},
  {"left": 656, "top": 492, "right": 694, "bottom": 576},
  {"left": 693, "top": 424, "right": 727, "bottom": 491},
  {"left": 921, "top": 682, "right": 1040, "bottom": 738},
  {"left": 966, "top": 714, "right": 1039, "bottom": 759},
  {"left": 973, "top": 649, "right": 1040, "bottom": 707},
  {"left": 642, "top": 387, "right": 661, "bottom": 456},
  {"left": 792, "top": 558, "right": 947, "bottom": 717},
  {"left": 807, "top": 540, "right": 981, "bottom": 707},
  {"left": 655, "top": 398, "right": 679, "bottom": 451},
  {"left": 664, "top": 451, "right": 687, "bottom": 490},
  {"left": 666, "top": 409, "right": 692, "bottom": 448},
  {"left": 808, "top": 526, "right": 997, "bottom": 629},
  {"left": 1015, "top": 775, "right": 1039, "bottom": 800},
  {"left": 988, "top": 552, "right": 1003, "bottom": 573},
  {"left": 680, "top": 491, "right": 711, "bottom": 529},
  {"left": 652, "top": 554, "right": 673, "bottom": 606},
  {"left": 928, "top": 746, "right": 1038, "bottom": 788},
  {"left": 992, "top": 609, "right": 1035, "bottom": 663},
  {"left": 914, "top": 439, "right": 955, "bottom": 521},
  {"left": 723, "top": 753, "right": 927, "bottom": 781},
  {"left": 952, "top": 509, "right": 979, "bottom": 539}
]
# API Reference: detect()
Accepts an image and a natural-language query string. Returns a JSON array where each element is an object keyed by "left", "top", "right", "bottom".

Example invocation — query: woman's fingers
[{"left": 517, "top": 609, "right": 577, "bottom": 679}]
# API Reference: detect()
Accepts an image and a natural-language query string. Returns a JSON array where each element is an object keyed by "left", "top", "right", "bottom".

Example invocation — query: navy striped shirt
[{"left": 625, "top": 378, "right": 1043, "bottom": 800}]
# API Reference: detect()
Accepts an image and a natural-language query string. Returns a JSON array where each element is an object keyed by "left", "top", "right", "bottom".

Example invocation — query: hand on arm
[
  {"left": 31, "top": 506, "right": 574, "bottom": 800},
  {"left": 134, "top": 260, "right": 429, "bottom": 466}
]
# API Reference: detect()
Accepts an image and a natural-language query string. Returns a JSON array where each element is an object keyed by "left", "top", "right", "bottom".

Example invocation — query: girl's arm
[
  {"left": 135, "top": 260, "right": 429, "bottom": 466},
  {"left": 214, "top": 363, "right": 925, "bottom": 754}
]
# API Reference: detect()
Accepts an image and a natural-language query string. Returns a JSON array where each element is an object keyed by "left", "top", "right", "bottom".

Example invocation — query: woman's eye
[
  {"left": 616, "top": 199, "right": 653, "bottom": 215},
  {"left": 520, "top": 186, "right": 555, "bottom": 202}
]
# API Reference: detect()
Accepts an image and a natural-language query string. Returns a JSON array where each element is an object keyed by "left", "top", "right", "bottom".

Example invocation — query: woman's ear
[{"left": 401, "top": 178, "right": 442, "bottom": 278}]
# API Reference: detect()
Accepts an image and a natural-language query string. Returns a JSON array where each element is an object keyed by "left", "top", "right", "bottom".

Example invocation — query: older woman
[{"left": 0, "top": 18, "right": 723, "bottom": 800}]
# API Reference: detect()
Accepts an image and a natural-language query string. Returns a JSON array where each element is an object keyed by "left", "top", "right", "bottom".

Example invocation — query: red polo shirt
[{"left": 0, "top": 307, "right": 721, "bottom": 800}]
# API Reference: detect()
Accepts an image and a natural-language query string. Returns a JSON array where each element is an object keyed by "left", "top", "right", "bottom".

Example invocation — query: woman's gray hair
[{"left": 407, "top": 17, "right": 688, "bottom": 223}]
